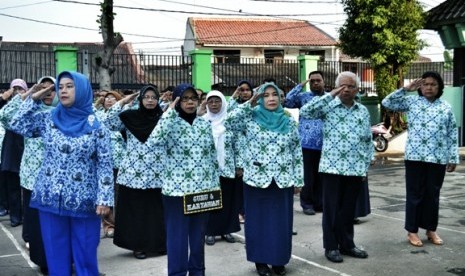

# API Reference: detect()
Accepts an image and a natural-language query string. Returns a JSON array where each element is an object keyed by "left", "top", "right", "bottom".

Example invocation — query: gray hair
[{"left": 335, "top": 71, "right": 360, "bottom": 88}]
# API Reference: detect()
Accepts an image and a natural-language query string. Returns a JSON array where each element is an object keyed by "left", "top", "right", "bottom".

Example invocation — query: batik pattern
[
  {"left": 9, "top": 98, "right": 114, "bottom": 218},
  {"left": 382, "top": 88, "right": 459, "bottom": 164}
]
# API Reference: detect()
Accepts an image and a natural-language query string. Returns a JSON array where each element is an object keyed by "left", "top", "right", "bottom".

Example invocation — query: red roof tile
[{"left": 189, "top": 17, "right": 337, "bottom": 47}]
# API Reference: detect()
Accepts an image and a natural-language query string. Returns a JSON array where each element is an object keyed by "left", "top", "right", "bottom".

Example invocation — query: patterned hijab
[
  {"left": 252, "top": 83, "right": 290, "bottom": 134},
  {"left": 51, "top": 71, "right": 100, "bottom": 137}
]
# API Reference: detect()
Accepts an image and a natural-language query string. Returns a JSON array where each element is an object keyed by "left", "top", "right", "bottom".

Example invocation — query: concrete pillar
[
  {"left": 189, "top": 49, "right": 212, "bottom": 92},
  {"left": 297, "top": 55, "right": 319, "bottom": 91},
  {"left": 54, "top": 46, "right": 78, "bottom": 73}
]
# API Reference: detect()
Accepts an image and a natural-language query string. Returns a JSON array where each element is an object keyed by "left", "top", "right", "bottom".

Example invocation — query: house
[{"left": 183, "top": 17, "right": 339, "bottom": 63}]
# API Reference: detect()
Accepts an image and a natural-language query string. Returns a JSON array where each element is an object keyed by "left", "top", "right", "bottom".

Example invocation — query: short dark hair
[
  {"left": 162, "top": 85, "right": 175, "bottom": 92},
  {"left": 417, "top": 71, "right": 444, "bottom": 99},
  {"left": 308, "top": 70, "right": 324, "bottom": 79},
  {"left": 263, "top": 77, "right": 276, "bottom": 84}
]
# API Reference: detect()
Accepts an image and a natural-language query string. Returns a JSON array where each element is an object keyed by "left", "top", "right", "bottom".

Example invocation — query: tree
[
  {"left": 96, "top": 0, "right": 123, "bottom": 91},
  {"left": 443, "top": 50, "right": 453, "bottom": 70},
  {"left": 338, "top": 0, "right": 425, "bottom": 100}
]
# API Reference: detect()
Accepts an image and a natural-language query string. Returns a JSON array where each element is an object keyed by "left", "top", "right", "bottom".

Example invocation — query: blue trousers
[
  {"left": 163, "top": 195, "right": 208, "bottom": 276},
  {"left": 39, "top": 211, "right": 101, "bottom": 276}
]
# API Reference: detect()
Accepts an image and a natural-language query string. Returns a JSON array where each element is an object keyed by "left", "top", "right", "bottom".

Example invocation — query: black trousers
[
  {"left": 404, "top": 160, "right": 446, "bottom": 233},
  {"left": 321, "top": 173, "right": 363, "bottom": 250},
  {"left": 300, "top": 148, "right": 323, "bottom": 211},
  {"left": 1, "top": 171, "right": 22, "bottom": 223},
  {"left": 0, "top": 171, "right": 8, "bottom": 210}
]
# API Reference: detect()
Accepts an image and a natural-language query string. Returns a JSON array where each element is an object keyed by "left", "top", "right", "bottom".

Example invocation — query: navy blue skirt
[
  {"left": 243, "top": 181, "right": 294, "bottom": 266},
  {"left": 354, "top": 177, "right": 371, "bottom": 218}
]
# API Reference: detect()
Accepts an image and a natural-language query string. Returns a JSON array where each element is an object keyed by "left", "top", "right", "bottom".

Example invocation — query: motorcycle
[{"left": 371, "top": 123, "right": 389, "bottom": 152}]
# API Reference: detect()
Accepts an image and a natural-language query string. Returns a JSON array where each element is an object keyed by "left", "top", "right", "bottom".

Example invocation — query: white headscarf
[{"left": 203, "top": 90, "right": 227, "bottom": 169}]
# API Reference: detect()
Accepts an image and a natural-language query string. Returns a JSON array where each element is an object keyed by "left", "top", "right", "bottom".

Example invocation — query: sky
[{"left": 0, "top": 0, "right": 448, "bottom": 61}]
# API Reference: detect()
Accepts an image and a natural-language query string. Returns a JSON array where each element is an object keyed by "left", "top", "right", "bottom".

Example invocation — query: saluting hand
[
  {"left": 169, "top": 96, "right": 180, "bottom": 110},
  {"left": 329, "top": 86, "right": 344, "bottom": 98},
  {"left": 1, "top": 88, "right": 15, "bottom": 101},
  {"left": 31, "top": 84, "right": 54, "bottom": 101},
  {"left": 121, "top": 92, "right": 139, "bottom": 106},
  {"left": 197, "top": 98, "right": 207, "bottom": 116},
  {"left": 231, "top": 86, "right": 243, "bottom": 101},
  {"left": 248, "top": 92, "right": 263, "bottom": 108},
  {"left": 404, "top": 78, "right": 424, "bottom": 91}
]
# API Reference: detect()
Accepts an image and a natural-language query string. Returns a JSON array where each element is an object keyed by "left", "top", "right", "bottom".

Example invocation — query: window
[
  {"left": 213, "top": 50, "right": 240, "bottom": 63},
  {"left": 299, "top": 50, "right": 325, "bottom": 61},
  {"left": 264, "top": 49, "right": 284, "bottom": 64}
]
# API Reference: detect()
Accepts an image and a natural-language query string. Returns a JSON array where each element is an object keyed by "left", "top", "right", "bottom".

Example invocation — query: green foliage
[
  {"left": 444, "top": 50, "right": 453, "bottom": 70},
  {"left": 339, "top": 0, "right": 425, "bottom": 100}
]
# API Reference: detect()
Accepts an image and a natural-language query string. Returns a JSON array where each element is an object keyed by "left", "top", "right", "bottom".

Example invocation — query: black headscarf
[
  {"left": 173, "top": 83, "right": 197, "bottom": 125},
  {"left": 119, "top": 85, "right": 163, "bottom": 143}
]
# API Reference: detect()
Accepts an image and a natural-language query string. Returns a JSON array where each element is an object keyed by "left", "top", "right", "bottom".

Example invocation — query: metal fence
[
  {"left": 0, "top": 49, "right": 453, "bottom": 94},
  {"left": 212, "top": 58, "right": 299, "bottom": 95},
  {"left": 81, "top": 52, "right": 192, "bottom": 91},
  {"left": 317, "top": 61, "right": 453, "bottom": 96},
  {"left": 0, "top": 50, "right": 192, "bottom": 91},
  {"left": 0, "top": 50, "right": 55, "bottom": 87}
]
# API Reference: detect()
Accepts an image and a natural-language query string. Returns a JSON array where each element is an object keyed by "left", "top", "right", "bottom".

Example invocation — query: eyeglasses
[
  {"left": 207, "top": 99, "right": 222, "bottom": 104},
  {"left": 104, "top": 97, "right": 117, "bottom": 101},
  {"left": 240, "top": 88, "right": 251, "bottom": 92},
  {"left": 180, "top": 96, "right": 199, "bottom": 102},
  {"left": 142, "top": 95, "right": 158, "bottom": 101}
]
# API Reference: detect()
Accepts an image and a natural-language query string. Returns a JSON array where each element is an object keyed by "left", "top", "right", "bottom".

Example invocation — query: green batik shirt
[
  {"left": 224, "top": 102, "right": 303, "bottom": 188},
  {"left": 147, "top": 108, "right": 220, "bottom": 197},
  {"left": 382, "top": 88, "right": 459, "bottom": 165},
  {"left": 300, "top": 94, "right": 373, "bottom": 177},
  {"left": 0, "top": 96, "right": 45, "bottom": 191}
]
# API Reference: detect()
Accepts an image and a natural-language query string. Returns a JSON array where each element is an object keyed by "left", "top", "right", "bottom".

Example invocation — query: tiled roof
[
  {"left": 425, "top": 0, "right": 465, "bottom": 29},
  {"left": 189, "top": 17, "right": 337, "bottom": 47}
]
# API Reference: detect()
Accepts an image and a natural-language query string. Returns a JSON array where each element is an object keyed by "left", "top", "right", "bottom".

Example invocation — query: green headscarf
[{"left": 252, "top": 83, "right": 290, "bottom": 134}]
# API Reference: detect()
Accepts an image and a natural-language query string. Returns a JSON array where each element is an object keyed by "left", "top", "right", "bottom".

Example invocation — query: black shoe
[
  {"left": 205, "top": 236, "right": 216, "bottom": 245},
  {"left": 133, "top": 251, "right": 146, "bottom": 259},
  {"left": 340, "top": 247, "right": 368, "bottom": 258},
  {"left": 325, "top": 249, "right": 343, "bottom": 263},
  {"left": 292, "top": 230, "right": 298, "bottom": 235},
  {"left": 10, "top": 220, "right": 22, "bottom": 227},
  {"left": 0, "top": 209, "right": 8, "bottom": 217},
  {"left": 303, "top": 208, "right": 316, "bottom": 215},
  {"left": 221, "top": 234, "right": 235, "bottom": 243},
  {"left": 353, "top": 218, "right": 361, "bottom": 224},
  {"left": 272, "top": 265, "right": 286, "bottom": 275},
  {"left": 255, "top": 263, "right": 272, "bottom": 276}
]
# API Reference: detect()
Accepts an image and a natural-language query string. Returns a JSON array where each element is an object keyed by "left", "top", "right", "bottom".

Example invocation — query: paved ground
[{"left": 1, "top": 155, "right": 465, "bottom": 276}]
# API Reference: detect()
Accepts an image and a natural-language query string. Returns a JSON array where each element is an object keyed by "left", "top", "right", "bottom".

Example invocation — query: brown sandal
[
  {"left": 407, "top": 232, "right": 423, "bottom": 247},
  {"left": 426, "top": 231, "right": 443, "bottom": 245}
]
